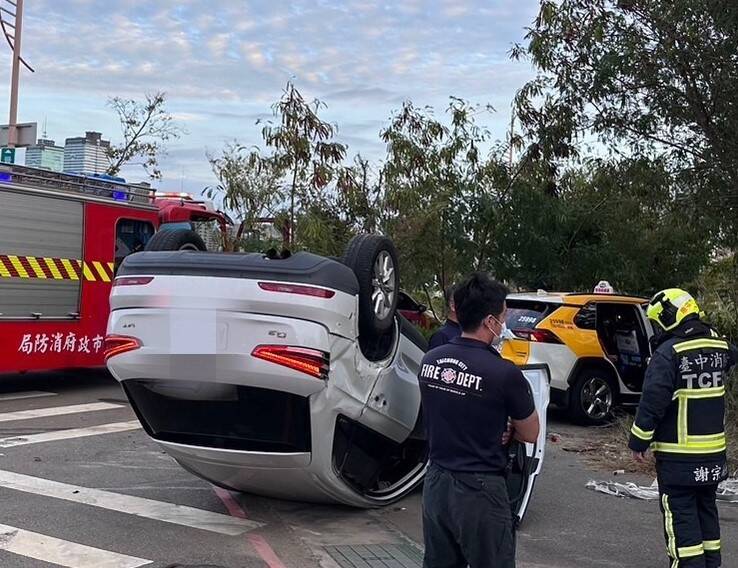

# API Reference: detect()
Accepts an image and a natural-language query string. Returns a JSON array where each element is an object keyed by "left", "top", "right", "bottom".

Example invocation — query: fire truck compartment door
[{"left": 0, "top": 190, "right": 83, "bottom": 318}]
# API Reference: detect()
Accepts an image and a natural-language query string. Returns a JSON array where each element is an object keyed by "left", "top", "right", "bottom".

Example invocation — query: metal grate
[{"left": 323, "top": 544, "right": 423, "bottom": 568}]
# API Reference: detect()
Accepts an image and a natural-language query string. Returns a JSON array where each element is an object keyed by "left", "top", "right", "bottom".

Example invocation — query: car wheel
[
  {"left": 569, "top": 371, "right": 616, "bottom": 425},
  {"left": 342, "top": 234, "right": 400, "bottom": 336},
  {"left": 144, "top": 229, "right": 207, "bottom": 252}
]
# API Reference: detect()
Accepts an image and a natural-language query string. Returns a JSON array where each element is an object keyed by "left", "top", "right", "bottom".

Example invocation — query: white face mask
[{"left": 486, "top": 315, "right": 507, "bottom": 348}]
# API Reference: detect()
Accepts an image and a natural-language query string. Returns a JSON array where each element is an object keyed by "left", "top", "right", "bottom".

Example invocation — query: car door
[
  {"left": 358, "top": 320, "right": 427, "bottom": 443},
  {"left": 508, "top": 364, "right": 550, "bottom": 525}
]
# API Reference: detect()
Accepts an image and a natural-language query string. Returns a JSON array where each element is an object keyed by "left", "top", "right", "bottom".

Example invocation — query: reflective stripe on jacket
[{"left": 628, "top": 321, "right": 737, "bottom": 461}]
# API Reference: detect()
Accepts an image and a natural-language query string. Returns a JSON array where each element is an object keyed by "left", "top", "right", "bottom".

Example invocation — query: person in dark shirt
[
  {"left": 418, "top": 272, "right": 540, "bottom": 568},
  {"left": 428, "top": 284, "right": 461, "bottom": 349}
]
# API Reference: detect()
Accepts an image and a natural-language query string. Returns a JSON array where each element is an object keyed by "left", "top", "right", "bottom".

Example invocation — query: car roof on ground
[{"left": 507, "top": 291, "right": 648, "bottom": 306}]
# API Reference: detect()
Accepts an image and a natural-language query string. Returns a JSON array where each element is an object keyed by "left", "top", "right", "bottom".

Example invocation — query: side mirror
[{"left": 418, "top": 304, "right": 427, "bottom": 312}]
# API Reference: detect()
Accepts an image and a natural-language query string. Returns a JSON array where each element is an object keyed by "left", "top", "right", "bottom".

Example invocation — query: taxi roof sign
[{"left": 594, "top": 280, "right": 614, "bottom": 294}]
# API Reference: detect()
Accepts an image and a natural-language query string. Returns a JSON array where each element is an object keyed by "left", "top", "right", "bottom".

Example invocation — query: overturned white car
[{"left": 106, "top": 233, "right": 549, "bottom": 518}]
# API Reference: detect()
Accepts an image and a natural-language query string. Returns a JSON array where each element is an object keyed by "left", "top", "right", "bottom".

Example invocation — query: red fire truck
[{"left": 0, "top": 164, "right": 229, "bottom": 375}]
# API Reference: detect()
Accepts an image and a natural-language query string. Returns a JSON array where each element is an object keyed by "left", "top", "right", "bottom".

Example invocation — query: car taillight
[
  {"left": 511, "top": 328, "right": 563, "bottom": 344},
  {"left": 104, "top": 335, "right": 142, "bottom": 360},
  {"left": 252, "top": 345, "right": 330, "bottom": 380},
  {"left": 258, "top": 282, "right": 335, "bottom": 299},
  {"left": 113, "top": 276, "right": 154, "bottom": 287}
]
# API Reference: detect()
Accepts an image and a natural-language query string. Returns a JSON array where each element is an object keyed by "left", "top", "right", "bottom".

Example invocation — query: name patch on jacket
[{"left": 678, "top": 352, "right": 728, "bottom": 389}]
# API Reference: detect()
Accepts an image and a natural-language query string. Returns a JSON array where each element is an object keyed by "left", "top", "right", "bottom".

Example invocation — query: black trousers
[
  {"left": 422, "top": 464, "right": 515, "bottom": 568},
  {"left": 658, "top": 482, "right": 721, "bottom": 567}
]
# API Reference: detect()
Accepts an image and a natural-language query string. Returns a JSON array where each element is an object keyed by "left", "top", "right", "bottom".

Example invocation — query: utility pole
[
  {"left": 7, "top": 0, "right": 22, "bottom": 148},
  {"left": 1, "top": 0, "right": 33, "bottom": 150}
]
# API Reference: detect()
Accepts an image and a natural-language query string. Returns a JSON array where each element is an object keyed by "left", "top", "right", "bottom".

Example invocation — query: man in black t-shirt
[
  {"left": 419, "top": 272, "right": 539, "bottom": 568},
  {"left": 428, "top": 284, "right": 461, "bottom": 349}
]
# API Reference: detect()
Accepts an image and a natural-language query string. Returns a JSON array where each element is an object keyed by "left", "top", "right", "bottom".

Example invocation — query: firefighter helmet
[{"left": 646, "top": 288, "right": 701, "bottom": 331}]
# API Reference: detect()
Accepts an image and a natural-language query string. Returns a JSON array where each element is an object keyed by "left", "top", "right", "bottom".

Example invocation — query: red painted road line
[
  {"left": 213, "top": 486, "right": 288, "bottom": 568},
  {"left": 214, "top": 486, "right": 248, "bottom": 518},
  {"left": 249, "top": 534, "right": 289, "bottom": 568}
]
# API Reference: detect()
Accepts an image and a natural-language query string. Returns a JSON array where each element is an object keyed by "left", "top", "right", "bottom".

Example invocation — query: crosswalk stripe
[
  {"left": 0, "top": 420, "right": 141, "bottom": 448},
  {"left": 0, "top": 402, "right": 121, "bottom": 423},
  {"left": 0, "top": 523, "right": 151, "bottom": 567},
  {"left": 0, "top": 391, "right": 57, "bottom": 402},
  {"left": 0, "top": 469, "right": 263, "bottom": 535}
]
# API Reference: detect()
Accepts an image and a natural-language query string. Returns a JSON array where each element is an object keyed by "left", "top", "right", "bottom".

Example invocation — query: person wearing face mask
[
  {"left": 428, "top": 284, "right": 461, "bottom": 348},
  {"left": 418, "top": 272, "right": 540, "bottom": 568}
]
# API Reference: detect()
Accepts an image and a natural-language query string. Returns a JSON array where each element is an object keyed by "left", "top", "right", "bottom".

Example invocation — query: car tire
[
  {"left": 342, "top": 234, "right": 400, "bottom": 337},
  {"left": 144, "top": 229, "right": 207, "bottom": 252},
  {"left": 569, "top": 369, "right": 616, "bottom": 425}
]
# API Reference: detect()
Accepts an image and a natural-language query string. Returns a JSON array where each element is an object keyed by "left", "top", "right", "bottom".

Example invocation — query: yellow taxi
[{"left": 501, "top": 282, "right": 652, "bottom": 424}]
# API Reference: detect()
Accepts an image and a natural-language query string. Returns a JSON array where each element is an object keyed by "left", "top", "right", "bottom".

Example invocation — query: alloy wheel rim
[
  {"left": 371, "top": 251, "right": 396, "bottom": 320},
  {"left": 581, "top": 377, "right": 612, "bottom": 420}
]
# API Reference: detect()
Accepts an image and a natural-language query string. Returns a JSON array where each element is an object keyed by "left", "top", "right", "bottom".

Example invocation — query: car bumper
[
  {"left": 159, "top": 439, "right": 384, "bottom": 507},
  {"left": 120, "top": 375, "right": 391, "bottom": 507}
]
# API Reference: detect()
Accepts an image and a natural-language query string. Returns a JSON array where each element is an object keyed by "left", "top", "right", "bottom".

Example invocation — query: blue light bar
[{"left": 0, "top": 172, "right": 12, "bottom": 183}]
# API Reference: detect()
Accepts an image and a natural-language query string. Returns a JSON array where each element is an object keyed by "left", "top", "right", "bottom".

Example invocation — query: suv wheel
[
  {"left": 569, "top": 371, "right": 615, "bottom": 425},
  {"left": 342, "top": 234, "right": 400, "bottom": 337},
  {"left": 144, "top": 228, "right": 207, "bottom": 252}
]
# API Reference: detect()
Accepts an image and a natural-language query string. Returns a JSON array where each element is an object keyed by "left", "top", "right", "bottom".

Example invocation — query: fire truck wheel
[
  {"left": 145, "top": 229, "right": 207, "bottom": 252},
  {"left": 342, "top": 234, "right": 400, "bottom": 337}
]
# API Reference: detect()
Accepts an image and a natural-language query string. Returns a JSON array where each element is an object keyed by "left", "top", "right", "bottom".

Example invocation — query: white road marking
[
  {"left": 0, "top": 523, "right": 151, "bottom": 568},
  {"left": 0, "top": 391, "right": 57, "bottom": 402},
  {"left": 0, "top": 469, "right": 263, "bottom": 535},
  {"left": 0, "top": 402, "right": 122, "bottom": 423},
  {"left": 0, "top": 420, "right": 141, "bottom": 448}
]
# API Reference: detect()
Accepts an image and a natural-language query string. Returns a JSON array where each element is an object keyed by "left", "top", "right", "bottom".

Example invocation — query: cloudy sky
[{"left": 0, "top": 0, "right": 539, "bottom": 192}]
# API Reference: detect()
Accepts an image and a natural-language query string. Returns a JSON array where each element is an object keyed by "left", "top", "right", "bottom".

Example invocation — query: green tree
[
  {"left": 261, "top": 82, "right": 347, "bottom": 246},
  {"left": 381, "top": 98, "right": 497, "bottom": 296},
  {"left": 204, "top": 143, "right": 284, "bottom": 251},
  {"left": 494, "top": 158, "right": 712, "bottom": 293},
  {"left": 106, "top": 92, "right": 183, "bottom": 180},
  {"left": 512, "top": 0, "right": 738, "bottom": 244},
  {"left": 336, "top": 155, "right": 384, "bottom": 234}
]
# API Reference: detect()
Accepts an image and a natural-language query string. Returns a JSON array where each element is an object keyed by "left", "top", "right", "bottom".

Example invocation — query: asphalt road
[{"left": 0, "top": 371, "right": 734, "bottom": 567}]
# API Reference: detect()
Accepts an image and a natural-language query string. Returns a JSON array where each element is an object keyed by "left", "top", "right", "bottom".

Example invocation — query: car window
[
  {"left": 574, "top": 303, "right": 597, "bottom": 330},
  {"left": 115, "top": 219, "right": 155, "bottom": 270},
  {"left": 506, "top": 300, "right": 554, "bottom": 330},
  {"left": 397, "top": 292, "right": 419, "bottom": 311}
]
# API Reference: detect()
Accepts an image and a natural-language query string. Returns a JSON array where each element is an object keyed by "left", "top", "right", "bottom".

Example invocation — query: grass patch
[{"left": 558, "top": 412, "right": 656, "bottom": 477}]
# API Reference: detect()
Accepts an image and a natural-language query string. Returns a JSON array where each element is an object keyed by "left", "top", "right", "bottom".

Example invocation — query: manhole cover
[{"left": 324, "top": 543, "right": 422, "bottom": 567}]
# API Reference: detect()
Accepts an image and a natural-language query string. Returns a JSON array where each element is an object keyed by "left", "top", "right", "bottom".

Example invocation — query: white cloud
[
  {"left": 207, "top": 33, "right": 231, "bottom": 58},
  {"left": 5, "top": 0, "right": 538, "bottom": 186},
  {"left": 443, "top": 1, "right": 470, "bottom": 18},
  {"left": 240, "top": 41, "right": 267, "bottom": 68}
]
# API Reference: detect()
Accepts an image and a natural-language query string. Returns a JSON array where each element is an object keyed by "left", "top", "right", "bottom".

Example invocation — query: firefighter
[
  {"left": 428, "top": 284, "right": 461, "bottom": 348},
  {"left": 629, "top": 289, "right": 738, "bottom": 568},
  {"left": 419, "top": 273, "right": 539, "bottom": 567}
]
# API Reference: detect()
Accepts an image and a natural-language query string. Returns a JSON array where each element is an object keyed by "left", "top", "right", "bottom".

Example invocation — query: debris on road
[
  {"left": 586, "top": 479, "right": 659, "bottom": 500},
  {"left": 586, "top": 479, "right": 738, "bottom": 503}
]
